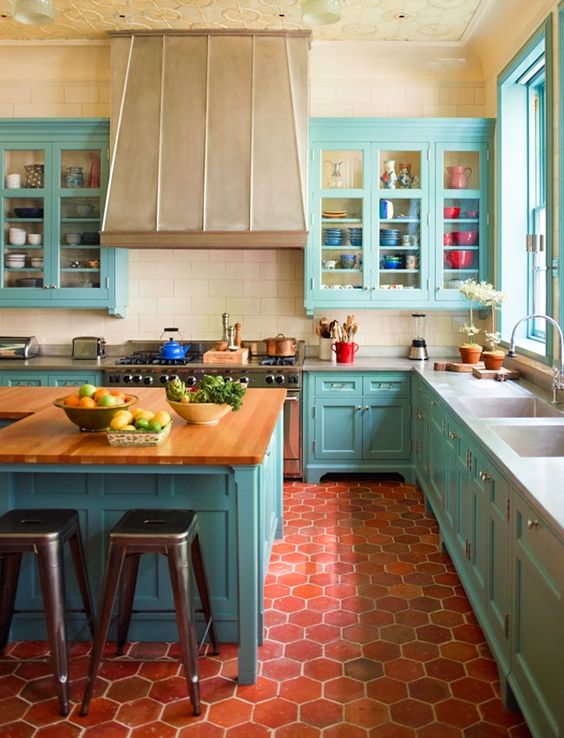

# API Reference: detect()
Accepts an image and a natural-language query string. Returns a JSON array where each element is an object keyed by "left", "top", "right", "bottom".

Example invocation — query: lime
[
  {"left": 97, "top": 394, "right": 117, "bottom": 407},
  {"left": 146, "top": 421, "right": 162, "bottom": 433},
  {"left": 135, "top": 417, "right": 150, "bottom": 430},
  {"left": 78, "top": 383, "right": 97, "bottom": 399}
]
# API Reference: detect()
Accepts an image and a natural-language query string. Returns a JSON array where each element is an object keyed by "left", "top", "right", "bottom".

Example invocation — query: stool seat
[
  {"left": 0, "top": 508, "right": 95, "bottom": 717},
  {"left": 81, "top": 508, "right": 218, "bottom": 718}
]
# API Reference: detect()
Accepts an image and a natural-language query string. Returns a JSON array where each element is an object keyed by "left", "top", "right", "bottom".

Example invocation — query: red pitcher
[
  {"left": 332, "top": 341, "right": 359, "bottom": 364},
  {"left": 446, "top": 165, "right": 472, "bottom": 189}
]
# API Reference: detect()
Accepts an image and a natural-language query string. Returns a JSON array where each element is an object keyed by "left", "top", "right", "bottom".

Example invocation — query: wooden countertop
[{"left": 0, "top": 387, "right": 286, "bottom": 466}]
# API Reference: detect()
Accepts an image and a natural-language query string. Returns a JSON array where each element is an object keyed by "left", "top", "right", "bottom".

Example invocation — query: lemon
[
  {"left": 136, "top": 409, "right": 155, "bottom": 421},
  {"left": 130, "top": 407, "right": 145, "bottom": 419},
  {"left": 113, "top": 409, "right": 134, "bottom": 424},
  {"left": 153, "top": 410, "right": 171, "bottom": 427},
  {"left": 110, "top": 411, "right": 134, "bottom": 430},
  {"left": 123, "top": 424, "right": 136, "bottom": 431}
]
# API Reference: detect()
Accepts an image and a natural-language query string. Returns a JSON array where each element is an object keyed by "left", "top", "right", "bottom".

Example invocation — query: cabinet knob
[
  {"left": 355, "top": 405, "right": 362, "bottom": 411},
  {"left": 479, "top": 471, "right": 492, "bottom": 483},
  {"left": 527, "top": 519, "right": 539, "bottom": 530},
  {"left": 417, "top": 412, "right": 423, "bottom": 420},
  {"left": 448, "top": 431, "right": 458, "bottom": 440},
  {"left": 363, "top": 405, "right": 369, "bottom": 411}
]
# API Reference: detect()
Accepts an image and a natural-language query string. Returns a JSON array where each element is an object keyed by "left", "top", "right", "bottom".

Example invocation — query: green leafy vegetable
[{"left": 166, "top": 375, "right": 246, "bottom": 412}]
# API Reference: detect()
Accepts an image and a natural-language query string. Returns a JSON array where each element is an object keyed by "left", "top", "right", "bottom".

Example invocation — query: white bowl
[
  {"left": 30, "top": 258, "right": 44, "bottom": 268},
  {"left": 28, "top": 234, "right": 41, "bottom": 245},
  {"left": 76, "top": 205, "right": 93, "bottom": 217},
  {"left": 9, "top": 233, "right": 26, "bottom": 246},
  {"left": 65, "top": 233, "right": 81, "bottom": 245}
]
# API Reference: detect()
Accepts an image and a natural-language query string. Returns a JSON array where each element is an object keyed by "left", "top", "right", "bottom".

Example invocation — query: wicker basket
[{"left": 107, "top": 421, "right": 172, "bottom": 447}]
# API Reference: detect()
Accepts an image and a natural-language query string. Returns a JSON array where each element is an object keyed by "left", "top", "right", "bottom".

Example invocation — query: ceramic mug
[
  {"left": 332, "top": 341, "right": 359, "bottom": 364},
  {"left": 406, "top": 254, "right": 419, "bottom": 270},
  {"left": 319, "top": 337, "right": 335, "bottom": 362},
  {"left": 5, "top": 173, "right": 21, "bottom": 188}
]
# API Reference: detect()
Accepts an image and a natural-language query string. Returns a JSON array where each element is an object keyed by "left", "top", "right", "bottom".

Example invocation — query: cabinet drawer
[
  {"left": 314, "top": 375, "right": 363, "bottom": 396},
  {"left": 363, "top": 374, "right": 410, "bottom": 397}
]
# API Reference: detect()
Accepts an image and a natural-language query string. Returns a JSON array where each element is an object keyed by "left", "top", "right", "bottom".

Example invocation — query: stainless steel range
[{"left": 103, "top": 340, "right": 304, "bottom": 479}]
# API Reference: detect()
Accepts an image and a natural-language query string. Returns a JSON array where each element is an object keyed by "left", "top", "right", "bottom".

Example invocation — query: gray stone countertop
[
  {"left": 305, "top": 358, "right": 564, "bottom": 540},
  {"left": 0, "top": 357, "right": 113, "bottom": 371}
]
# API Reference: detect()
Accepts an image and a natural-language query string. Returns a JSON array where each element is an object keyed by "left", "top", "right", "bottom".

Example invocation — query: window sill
[{"left": 504, "top": 352, "right": 554, "bottom": 393}]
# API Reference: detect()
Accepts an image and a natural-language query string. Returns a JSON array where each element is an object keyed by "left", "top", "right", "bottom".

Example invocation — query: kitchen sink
[
  {"left": 455, "top": 396, "right": 563, "bottom": 418},
  {"left": 493, "top": 424, "right": 564, "bottom": 457}
]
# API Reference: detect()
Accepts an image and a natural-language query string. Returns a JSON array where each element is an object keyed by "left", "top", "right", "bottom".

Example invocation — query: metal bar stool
[
  {"left": 0, "top": 508, "right": 95, "bottom": 716},
  {"left": 80, "top": 508, "right": 218, "bottom": 717}
]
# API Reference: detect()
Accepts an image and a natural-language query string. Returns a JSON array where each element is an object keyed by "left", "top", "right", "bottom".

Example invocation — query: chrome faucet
[{"left": 508, "top": 313, "right": 564, "bottom": 404}]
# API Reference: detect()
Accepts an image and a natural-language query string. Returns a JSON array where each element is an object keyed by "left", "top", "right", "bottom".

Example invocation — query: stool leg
[
  {"left": 80, "top": 542, "right": 126, "bottom": 716},
  {"left": 68, "top": 528, "right": 96, "bottom": 639},
  {"left": 191, "top": 533, "right": 219, "bottom": 655},
  {"left": 167, "top": 543, "right": 201, "bottom": 716},
  {"left": 36, "top": 541, "right": 69, "bottom": 717},
  {"left": 116, "top": 553, "right": 140, "bottom": 656},
  {"left": 0, "top": 553, "right": 22, "bottom": 653}
]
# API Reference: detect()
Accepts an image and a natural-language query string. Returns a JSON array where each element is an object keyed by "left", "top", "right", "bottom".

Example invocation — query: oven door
[{"left": 283, "top": 391, "right": 301, "bottom": 478}]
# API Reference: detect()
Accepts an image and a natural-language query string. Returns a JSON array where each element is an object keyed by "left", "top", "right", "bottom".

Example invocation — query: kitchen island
[{"left": 0, "top": 386, "right": 285, "bottom": 685}]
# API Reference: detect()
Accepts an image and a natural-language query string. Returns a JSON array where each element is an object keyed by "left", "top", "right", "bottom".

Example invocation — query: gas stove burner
[
  {"left": 115, "top": 351, "right": 201, "bottom": 366},
  {"left": 259, "top": 355, "right": 297, "bottom": 367}
]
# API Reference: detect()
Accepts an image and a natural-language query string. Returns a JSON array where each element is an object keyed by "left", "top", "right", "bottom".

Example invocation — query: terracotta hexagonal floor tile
[
  {"left": 342, "top": 624, "right": 380, "bottom": 645},
  {"left": 344, "top": 697, "right": 388, "bottom": 728},
  {"left": 0, "top": 696, "right": 27, "bottom": 723},
  {"left": 465, "top": 657, "right": 499, "bottom": 682},
  {"left": 324, "top": 609, "right": 359, "bottom": 627},
  {"left": 177, "top": 723, "right": 224, "bottom": 737},
  {"left": 22, "top": 698, "right": 66, "bottom": 728},
  {"left": 435, "top": 697, "right": 481, "bottom": 727},
  {"left": 15, "top": 661, "right": 52, "bottom": 681},
  {"left": 99, "top": 660, "right": 139, "bottom": 681},
  {"left": 362, "top": 641, "right": 400, "bottom": 663},
  {"left": 279, "top": 676, "right": 321, "bottom": 704},
  {"left": 440, "top": 642, "right": 480, "bottom": 663},
  {"left": 303, "top": 658, "right": 342, "bottom": 682},
  {"left": 0, "top": 720, "right": 35, "bottom": 737},
  {"left": 292, "top": 584, "right": 324, "bottom": 599},
  {"left": 106, "top": 675, "right": 150, "bottom": 703},
  {"left": 275, "top": 723, "right": 321, "bottom": 738},
  {"left": 137, "top": 660, "right": 181, "bottom": 681},
  {"left": 451, "top": 676, "right": 495, "bottom": 703},
  {"left": 288, "top": 610, "right": 323, "bottom": 628},
  {"left": 116, "top": 696, "right": 162, "bottom": 727},
  {"left": 261, "top": 658, "right": 301, "bottom": 682},
  {"left": 285, "top": 639, "right": 323, "bottom": 661},
  {"left": 324, "top": 723, "right": 368, "bottom": 738},
  {"left": 130, "top": 721, "right": 177, "bottom": 738},
  {"left": 253, "top": 697, "right": 297, "bottom": 728},
  {"left": 0, "top": 675, "right": 25, "bottom": 700},
  {"left": 385, "top": 658, "right": 425, "bottom": 683},
  {"left": 425, "top": 657, "right": 466, "bottom": 682},
  {"left": 300, "top": 698, "right": 343, "bottom": 727},
  {"left": 430, "top": 610, "right": 465, "bottom": 628},
  {"left": 149, "top": 675, "right": 192, "bottom": 704},
  {"left": 344, "top": 657, "right": 383, "bottom": 682},
  {"left": 207, "top": 697, "right": 252, "bottom": 727},
  {"left": 236, "top": 676, "right": 278, "bottom": 704},
  {"left": 34, "top": 723, "right": 84, "bottom": 738},
  {"left": 408, "top": 676, "right": 450, "bottom": 703},
  {"left": 401, "top": 641, "right": 440, "bottom": 662},
  {"left": 275, "top": 596, "right": 306, "bottom": 613},
  {"left": 161, "top": 698, "right": 204, "bottom": 728},
  {"left": 269, "top": 624, "right": 304, "bottom": 644},
  {"left": 341, "top": 596, "right": 374, "bottom": 613},
  {"left": 323, "top": 676, "right": 365, "bottom": 703},
  {"left": 416, "top": 723, "right": 464, "bottom": 738},
  {"left": 324, "top": 641, "right": 362, "bottom": 662},
  {"left": 366, "top": 676, "right": 408, "bottom": 704},
  {"left": 225, "top": 723, "right": 271, "bottom": 737},
  {"left": 479, "top": 698, "right": 529, "bottom": 727},
  {"left": 389, "top": 697, "right": 434, "bottom": 727},
  {"left": 380, "top": 624, "right": 417, "bottom": 645},
  {"left": 306, "top": 623, "right": 340, "bottom": 643}
]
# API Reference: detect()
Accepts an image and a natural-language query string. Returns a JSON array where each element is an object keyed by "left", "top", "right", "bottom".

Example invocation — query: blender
[{"left": 409, "top": 313, "right": 429, "bottom": 360}]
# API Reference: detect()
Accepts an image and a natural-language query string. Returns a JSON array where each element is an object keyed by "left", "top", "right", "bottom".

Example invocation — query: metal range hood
[{"left": 102, "top": 30, "right": 310, "bottom": 249}]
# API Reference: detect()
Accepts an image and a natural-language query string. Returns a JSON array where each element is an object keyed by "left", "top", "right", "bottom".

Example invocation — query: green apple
[
  {"left": 97, "top": 394, "right": 117, "bottom": 407},
  {"left": 78, "top": 383, "right": 97, "bottom": 399}
]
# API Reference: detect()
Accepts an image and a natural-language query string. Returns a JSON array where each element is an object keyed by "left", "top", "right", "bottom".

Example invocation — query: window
[{"left": 497, "top": 17, "right": 553, "bottom": 361}]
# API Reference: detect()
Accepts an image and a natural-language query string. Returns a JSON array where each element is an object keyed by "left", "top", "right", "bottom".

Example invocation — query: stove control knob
[
  {"left": 143, "top": 376, "right": 154, "bottom": 385},
  {"left": 160, "top": 375, "right": 170, "bottom": 384},
  {"left": 274, "top": 374, "right": 285, "bottom": 385},
  {"left": 288, "top": 375, "right": 299, "bottom": 384},
  {"left": 169, "top": 374, "right": 179, "bottom": 382},
  {"left": 224, "top": 375, "right": 233, "bottom": 383},
  {"left": 123, "top": 374, "right": 133, "bottom": 384},
  {"left": 108, "top": 374, "right": 120, "bottom": 384},
  {"left": 185, "top": 376, "right": 197, "bottom": 387},
  {"left": 133, "top": 374, "right": 143, "bottom": 384},
  {"left": 240, "top": 376, "right": 249, "bottom": 385},
  {"left": 265, "top": 375, "right": 275, "bottom": 385}
]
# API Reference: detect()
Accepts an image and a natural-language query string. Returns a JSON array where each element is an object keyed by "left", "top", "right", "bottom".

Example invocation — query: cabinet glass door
[
  {"left": 437, "top": 144, "right": 485, "bottom": 299},
  {"left": 54, "top": 145, "right": 106, "bottom": 295},
  {"left": 1, "top": 146, "right": 48, "bottom": 294},
  {"left": 314, "top": 146, "right": 369, "bottom": 299},
  {"left": 375, "top": 146, "right": 429, "bottom": 300}
]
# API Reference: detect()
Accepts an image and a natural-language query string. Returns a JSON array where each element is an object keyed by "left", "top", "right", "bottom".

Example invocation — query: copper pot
[{"left": 264, "top": 333, "right": 297, "bottom": 357}]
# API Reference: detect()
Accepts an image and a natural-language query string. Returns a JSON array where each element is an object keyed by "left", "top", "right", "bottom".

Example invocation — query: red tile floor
[{"left": 0, "top": 479, "right": 532, "bottom": 737}]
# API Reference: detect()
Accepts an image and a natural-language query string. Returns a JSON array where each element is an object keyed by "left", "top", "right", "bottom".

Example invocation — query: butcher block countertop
[{"left": 0, "top": 387, "right": 286, "bottom": 466}]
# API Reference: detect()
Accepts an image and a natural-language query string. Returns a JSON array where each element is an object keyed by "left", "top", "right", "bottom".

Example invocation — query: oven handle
[{"left": 284, "top": 395, "right": 299, "bottom": 401}]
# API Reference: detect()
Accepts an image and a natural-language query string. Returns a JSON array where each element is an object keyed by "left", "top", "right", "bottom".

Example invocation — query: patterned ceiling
[{"left": 0, "top": 0, "right": 486, "bottom": 41}]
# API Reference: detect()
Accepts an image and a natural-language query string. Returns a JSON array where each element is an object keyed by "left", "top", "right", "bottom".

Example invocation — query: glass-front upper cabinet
[
  {"left": 375, "top": 146, "right": 429, "bottom": 301},
  {"left": 314, "top": 145, "right": 370, "bottom": 301},
  {"left": 2, "top": 146, "right": 48, "bottom": 294},
  {"left": 436, "top": 143, "right": 487, "bottom": 301}
]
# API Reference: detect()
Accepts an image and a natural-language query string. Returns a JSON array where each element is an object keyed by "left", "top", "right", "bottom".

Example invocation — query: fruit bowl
[
  {"left": 167, "top": 400, "right": 232, "bottom": 426},
  {"left": 54, "top": 394, "right": 138, "bottom": 431}
]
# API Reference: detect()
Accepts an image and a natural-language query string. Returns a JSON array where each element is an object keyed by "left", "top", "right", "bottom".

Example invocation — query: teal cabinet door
[
  {"left": 1, "top": 372, "right": 46, "bottom": 387},
  {"left": 427, "top": 400, "right": 446, "bottom": 517},
  {"left": 313, "top": 397, "right": 363, "bottom": 461},
  {"left": 443, "top": 412, "right": 464, "bottom": 536},
  {"left": 363, "top": 398, "right": 410, "bottom": 460},
  {"left": 0, "top": 370, "right": 103, "bottom": 388},
  {"left": 510, "top": 491, "right": 564, "bottom": 738}
]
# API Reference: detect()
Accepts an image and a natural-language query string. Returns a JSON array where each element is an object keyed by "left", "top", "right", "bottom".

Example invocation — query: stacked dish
[
  {"left": 5, "top": 253, "right": 26, "bottom": 268},
  {"left": 349, "top": 227, "right": 362, "bottom": 246},
  {"left": 380, "top": 228, "right": 401, "bottom": 247},
  {"left": 324, "top": 228, "right": 343, "bottom": 246},
  {"left": 381, "top": 255, "right": 403, "bottom": 270},
  {"left": 322, "top": 209, "right": 347, "bottom": 219}
]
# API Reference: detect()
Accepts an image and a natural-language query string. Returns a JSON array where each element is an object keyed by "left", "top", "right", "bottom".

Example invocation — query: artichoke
[{"left": 166, "top": 377, "right": 186, "bottom": 402}]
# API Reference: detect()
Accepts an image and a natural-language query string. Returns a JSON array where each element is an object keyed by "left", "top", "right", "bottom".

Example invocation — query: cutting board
[
  {"left": 434, "top": 360, "right": 485, "bottom": 373},
  {"left": 203, "top": 347, "right": 249, "bottom": 365},
  {"left": 472, "top": 366, "right": 520, "bottom": 380}
]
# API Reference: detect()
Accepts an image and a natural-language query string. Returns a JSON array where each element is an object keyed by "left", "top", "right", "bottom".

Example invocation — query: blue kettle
[{"left": 159, "top": 328, "right": 190, "bottom": 360}]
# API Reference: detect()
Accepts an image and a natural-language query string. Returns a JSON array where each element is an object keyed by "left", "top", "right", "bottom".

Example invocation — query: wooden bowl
[
  {"left": 54, "top": 394, "right": 138, "bottom": 432},
  {"left": 167, "top": 400, "right": 232, "bottom": 425}
]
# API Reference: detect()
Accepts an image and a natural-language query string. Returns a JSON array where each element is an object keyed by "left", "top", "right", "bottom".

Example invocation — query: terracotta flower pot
[
  {"left": 482, "top": 351, "right": 505, "bottom": 371},
  {"left": 459, "top": 345, "right": 482, "bottom": 364}
]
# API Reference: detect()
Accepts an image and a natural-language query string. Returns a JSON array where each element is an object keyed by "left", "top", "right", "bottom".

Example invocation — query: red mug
[{"left": 332, "top": 341, "right": 359, "bottom": 364}]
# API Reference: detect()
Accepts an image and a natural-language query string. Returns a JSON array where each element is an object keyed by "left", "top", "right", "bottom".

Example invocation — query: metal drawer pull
[
  {"left": 417, "top": 413, "right": 423, "bottom": 420},
  {"left": 479, "top": 471, "right": 492, "bottom": 482},
  {"left": 430, "top": 400, "right": 438, "bottom": 406},
  {"left": 448, "top": 431, "right": 458, "bottom": 440},
  {"left": 527, "top": 519, "right": 539, "bottom": 530},
  {"left": 355, "top": 405, "right": 362, "bottom": 411},
  {"left": 364, "top": 405, "right": 369, "bottom": 411}
]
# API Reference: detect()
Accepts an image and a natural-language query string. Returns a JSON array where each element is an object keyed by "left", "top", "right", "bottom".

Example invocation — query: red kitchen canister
[{"left": 332, "top": 341, "right": 359, "bottom": 364}]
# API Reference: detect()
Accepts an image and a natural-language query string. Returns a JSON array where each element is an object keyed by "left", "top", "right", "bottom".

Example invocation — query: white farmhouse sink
[
  {"left": 493, "top": 424, "right": 564, "bottom": 457},
  {"left": 455, "top": 396, "right": 563, "bottom": 419}
]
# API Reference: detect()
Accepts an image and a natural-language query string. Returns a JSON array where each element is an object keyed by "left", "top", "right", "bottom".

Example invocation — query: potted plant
[
  {"left": 480, "top": 283, "right": 508, "bottom": 370},
  {"left": 458, "top": 279, "right": 483, "bottom": 364}
]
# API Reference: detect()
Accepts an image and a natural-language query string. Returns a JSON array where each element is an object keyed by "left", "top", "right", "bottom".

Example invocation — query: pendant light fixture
[
  {"left": 301, "top": 0, "right": 341, "bottom": 25},
  {"left": 11, "top": 0, "right": 55, "bottom": 25}
]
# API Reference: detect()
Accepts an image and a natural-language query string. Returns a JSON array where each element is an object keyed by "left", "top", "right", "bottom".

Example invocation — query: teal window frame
[{"left": 497, "top": 15, "right": 553, "bottom": 363}]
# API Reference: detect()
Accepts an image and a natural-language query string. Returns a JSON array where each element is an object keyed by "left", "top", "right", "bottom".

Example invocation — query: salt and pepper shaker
[
  {"left": 227, "top": 325, "right": 238, "bottom": 351},
  {"left": 221, "top": 312, "right": 230, "bottom": 343},
  {"left": 234, "top": 322, "right": 241, "bottom": 347}
]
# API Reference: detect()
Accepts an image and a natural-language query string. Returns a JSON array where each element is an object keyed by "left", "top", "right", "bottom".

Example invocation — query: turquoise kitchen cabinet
[
  {"left": 305, "top": 118, "right": 494, "bottom": 314},
  {"left": 0, "top": 371, "right": 102, "bottom": 387},
  {"left": 509, "top": 490, "right": 564, "bottom": 738},
  {"left": 0, "top": 120, "right": 127, "bottom": 316},
  {"left": 304, "top": 371, "right": 412, "bottom": 483}
]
